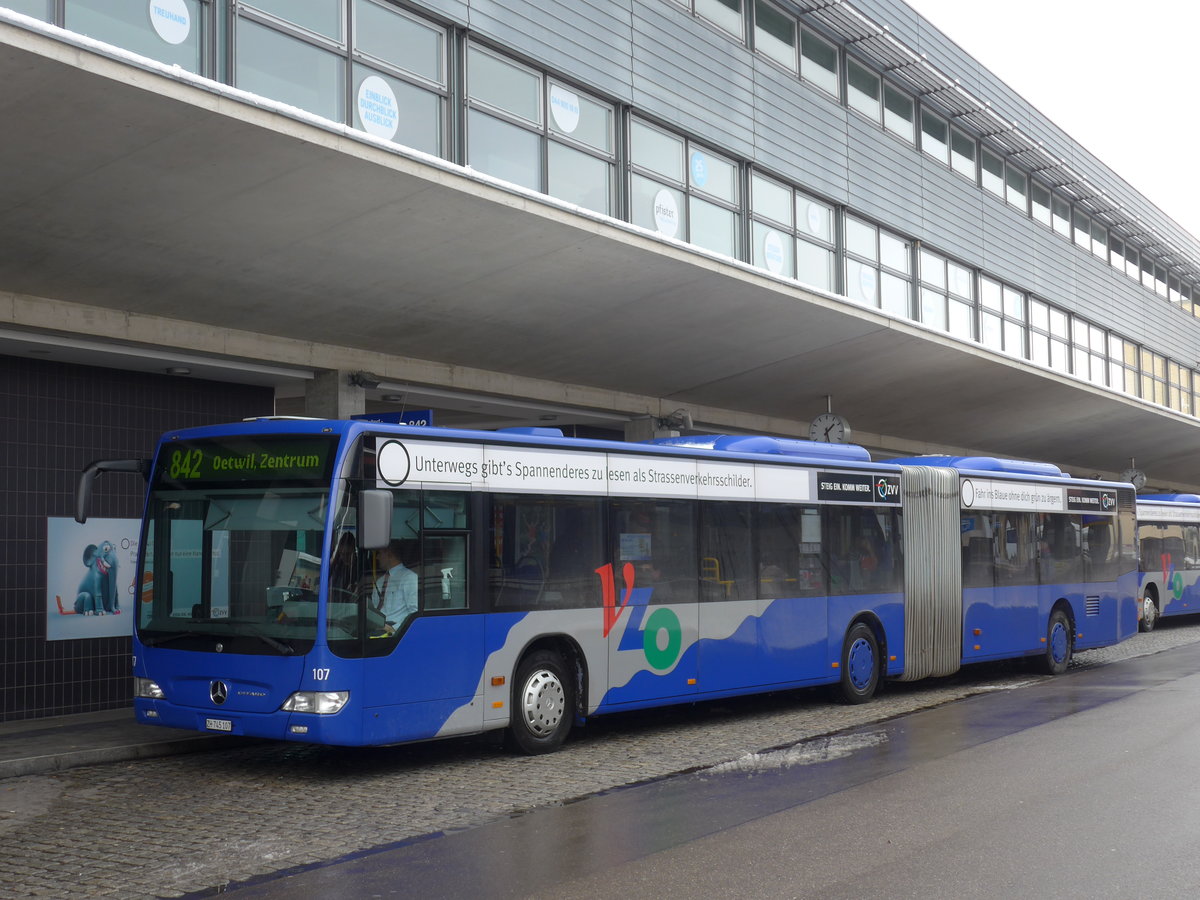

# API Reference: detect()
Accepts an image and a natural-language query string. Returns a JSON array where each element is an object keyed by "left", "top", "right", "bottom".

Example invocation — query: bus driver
[{"left": 372, "top": 539, "right": 418, "bottom": 635}]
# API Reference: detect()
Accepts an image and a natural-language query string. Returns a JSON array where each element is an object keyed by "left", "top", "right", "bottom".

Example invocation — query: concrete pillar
[{"left": 304, "top": 369, "right": 367, "bottom": 419}]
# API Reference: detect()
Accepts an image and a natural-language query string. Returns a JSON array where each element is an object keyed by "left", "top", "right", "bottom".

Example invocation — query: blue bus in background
[
  {"left": 75, "top": 419, "right": 1138, "bottom": 753},
  {"left": 1135, "top": 494, "right": 1200, "bottom": 631}
]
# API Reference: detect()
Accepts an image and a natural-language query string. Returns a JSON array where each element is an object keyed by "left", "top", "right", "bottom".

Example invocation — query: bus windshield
[{"left": 138, "top": 486, "right": 330, "bottom": 655}]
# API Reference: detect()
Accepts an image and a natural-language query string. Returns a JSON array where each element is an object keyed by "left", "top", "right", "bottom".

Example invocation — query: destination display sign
[{"left": 154, "top": 437, "right": 337, "bottom": 485}]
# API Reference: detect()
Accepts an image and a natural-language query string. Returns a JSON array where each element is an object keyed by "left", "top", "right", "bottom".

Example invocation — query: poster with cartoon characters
[{"left": 46, "top": 517, "right": 140, "bottom": 641}]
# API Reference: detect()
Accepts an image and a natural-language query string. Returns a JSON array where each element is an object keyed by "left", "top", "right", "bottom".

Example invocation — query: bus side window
[{"left": 422, "top": 535, "right": 468, "bottom": 609}]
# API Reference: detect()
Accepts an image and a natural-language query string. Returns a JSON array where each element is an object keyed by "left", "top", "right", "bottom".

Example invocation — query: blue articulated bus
[
  {"left": 75, "top": 419, "right": 1138, "bottom": 753},
  {"left": 1134, "top": 494, "right": 1200, "bottom": 631}
]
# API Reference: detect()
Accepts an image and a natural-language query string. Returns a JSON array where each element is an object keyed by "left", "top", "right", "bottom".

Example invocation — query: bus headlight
[
  {"left": 281, "top": 691, "right": 349, "bottom": 714},
  {"left": 134, "top": 677, "right": 164, "bottom": 699}
]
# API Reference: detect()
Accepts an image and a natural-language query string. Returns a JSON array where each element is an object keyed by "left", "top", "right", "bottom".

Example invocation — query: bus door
[
  {"left": 963, "top": 510, "right": 1038, "bottom": 660},
  {"left": 358, "top": 489, "right": 485, "bottom": 744},
  {"left": 603, "top": 499, "right": 699, "bottom": 707}
]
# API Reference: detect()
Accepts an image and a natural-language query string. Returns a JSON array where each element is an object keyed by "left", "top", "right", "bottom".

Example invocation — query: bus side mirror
[
  {"left": 75, "top": 458, "right": 150, "bottom": 523},
  {"left": 358, "top": 490, "right": 392, "bottom": 550}
]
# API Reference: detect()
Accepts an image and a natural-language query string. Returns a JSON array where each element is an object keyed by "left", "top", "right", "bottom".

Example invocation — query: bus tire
[
  {"left": 1139, "top": 592, "right": 1158, "bottom": 633},
  {"left": 1038, "top": 608, "right": 1073, "bottom": 675},
  {"left": 505, "top": 649, "right": 573, "bottom": 755},
  {"left": 835, "top": 622, "right": 880, "bottom": 704}
]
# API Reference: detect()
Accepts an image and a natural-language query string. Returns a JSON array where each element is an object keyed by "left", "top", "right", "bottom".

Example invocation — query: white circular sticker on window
[
  {"left": 549, "top": 85, "right": 580, "bottom": 134},
  {"left": 378, "top": 440, "right": 411, "bottom": 487},
  {"left": 859, "top": 266, "right": 877, "bottom": 302},
  {"left": 149, "top": 0, "right": 191, "bottom": 45},
  {"left": 763, "top": 230, "right": 785, "bottom": 275},
  {"left": 806, "top": 201, "right": 825, "bottom": 237},
  {"left": 652, "top": 189, "right": 679, "bottom": 238},
  {"left": 357, "top": 75, "right": 399, "bottom": 141}
]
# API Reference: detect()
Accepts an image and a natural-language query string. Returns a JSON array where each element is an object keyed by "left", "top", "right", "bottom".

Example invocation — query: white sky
[{"left": 904, "top": 0, "right": 1200, "bottom": 242}]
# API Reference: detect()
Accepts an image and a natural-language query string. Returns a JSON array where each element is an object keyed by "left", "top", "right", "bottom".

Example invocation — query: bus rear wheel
[
  {"left": 835, "top": 622, "right": 880, "bottom": 704},
  {"left": 505, "top": 649, "right": 574, "bottom": 755},
  {"left": 1037, "top": 608, "right": 1073, "bottom": 675}
]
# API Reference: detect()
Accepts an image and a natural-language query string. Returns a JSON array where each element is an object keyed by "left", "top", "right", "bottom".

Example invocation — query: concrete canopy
[{"left": 2, "top": 20, "right": 1198, "bottom": 488}]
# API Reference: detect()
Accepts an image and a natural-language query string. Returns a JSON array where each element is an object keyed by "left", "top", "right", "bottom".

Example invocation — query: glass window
[
  {"left": 610, "top": 499, "right": 697, "bottom": 605},
  {"left": 1155, "top": 264, "right": 1168, "bottom": 298},
  {"left": 549, "top": 84, "right": 613, "bottom": 153},
  {"left": 1073, "top": 209, "right": 1091, "bottom": 251},
  {"left": 883, "top": 85, "right": 914, "bottom": 143},
  {"left": 979, "top": 276, "right": 1025, "bottom": 358},
  {"left": 701, "top": 503, "right": 755, "bottom": 602},
  {"left": 354, "top": 0, "right": 443, "bottom": 83},
  {"left": 696, "top": 0, "right": 744, "bottom": 38},
  {"left": 243, "top": 0, "right": 342, "bottom": 41},
  {"left": 547, "top": 84, "right": 615, "bottom": 214},
  {"left": 548, "top": 142, "right": 611, "bottom": 215},
  {"left": 752, "top": 173, "right": 792, "bottom": 227},
  {"left": 631, "top": 120, "right": 684, "bottom": 181},
  {"left": 1109, "top": 234, "right": 1125, "bottom": 271},
  {"left": 797, "top": 193, "right": 833, "bottom": 243},
  {"left": 846, "top": 58, "right": 880, "bottom": 121},
  {"left": 795, "top": 192, "right": 835, "bottom": 290},
  {"left": 1169, "top": 362, "right": 1192, "bottom": 415},
  {"left": 1141, "top": 349, "right": 1167, "bottom": 405},
  {"left": 1031, "top": 182, "right": 1052, "bottom": 227},
  {"left": 467, "top": 110, "right": 542, "bottom": 191},
  {"left": 980, "top": 149, "right": 1004, "bottom": 196},
  {"left": 1051, "top": 194, "right": 1071, "bottom": 238},
  {"left": 879, "top": 231, "right": 910, "bottom": 274},
  {"left": 690, "top": 195, "right": 739, "bottom": 257},
  {"left": 67, "top": 0, "right": 205, "bottom": 72},
  {"left": 950, "top": 128, "right": 976, "bottom": 181},
  {"left": 844, "top": 217, "right": 910, "bottom": 317},
  {"left": 797, "top": 239, "right": 834, "bottom": 292},
  {"left": 631, "top": 174, "right": 685, "bottom": 238},
  {"left": 800, "top": 28, "right": 839, "bottom": 96},
  {"left": 690, "top": 147, "right": 738, "bottom": 204},
  {"left": 1005, "top": 165, "right": 1027, "bottom": 212},
  {"left": 1091, "top": 219, "right": 1107, "bottom": 260},
  {"left": 7, "top": 0, "right": 52, "bottom": 20},
  {"left": 1125, "top": 243, "right": 1140, "bottom": 280},
  {"left": 236, "top": 18, "right": 345, "bottom": 122},
  {"left": 468, "top": 46, "right": 541, "bottom": 125},
  {"left": 920, "top": 249, "right": 974, "bottom": 339},
  {"left": 753, "top": 220, "right": 794, "bottom": 277},
  {"left": 352, "top": 64, "right": 441, "bottom": 155},
  {"left": 921, "top": 110, "right": 949, "bottom": 164},
  {"left": 489, "top": 495, "right": 603, "bottom": 611},
  {"left": 1038, "top": 513, "right": 1082, "bottom": 585},
  {"left": 750, "top": 173, "right": 794, "bottom": 278},
  {"left": 754, "top": 1, "right": 796, "bottom": 70},
  {"left": 845, "top": 216, "right": 876, "bottom": 261}
]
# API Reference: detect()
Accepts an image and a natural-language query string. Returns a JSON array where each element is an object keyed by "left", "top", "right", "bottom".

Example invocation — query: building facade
[{"left": 3, "top": 0, "right": 1199, "bottom": 720}]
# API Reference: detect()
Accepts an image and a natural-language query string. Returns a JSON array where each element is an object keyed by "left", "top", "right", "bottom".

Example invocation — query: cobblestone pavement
[{"left": 2, "top": 623, "right": 1198, "bottom": 899}]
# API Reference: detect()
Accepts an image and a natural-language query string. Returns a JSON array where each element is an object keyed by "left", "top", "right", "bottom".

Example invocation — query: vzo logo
[{"left": 595, "top": 563, "right": 682, "bottom": 671}]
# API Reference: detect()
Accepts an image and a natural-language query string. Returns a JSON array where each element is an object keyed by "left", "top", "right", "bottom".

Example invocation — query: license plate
[{"left": 205, "top": 718, "right": 232, "bottom": 732}]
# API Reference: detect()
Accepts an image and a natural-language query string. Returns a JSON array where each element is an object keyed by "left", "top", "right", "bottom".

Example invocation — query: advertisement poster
[{"left": 46, "top": 517, "right": 140, "bottom": 641}]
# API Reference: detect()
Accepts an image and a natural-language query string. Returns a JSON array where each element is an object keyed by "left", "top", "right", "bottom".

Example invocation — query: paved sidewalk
[{"left": 0, "top": 708, "right": 252, "bottom": 779}]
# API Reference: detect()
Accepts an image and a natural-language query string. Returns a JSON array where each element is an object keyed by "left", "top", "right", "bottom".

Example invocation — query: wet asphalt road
[
  {"left": 3, "top": 622, "right": 1200, "bottom": 899},
  {"left": 206, "top": 636, "right": 1200, "bottom": 899}
]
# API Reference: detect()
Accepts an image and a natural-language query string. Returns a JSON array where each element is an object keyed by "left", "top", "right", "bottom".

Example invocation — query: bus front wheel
[
  {"left": 835, "top": 622, "right": 880, "bottom": 704},
  {"left": 1139, "top": 593, "right": 1158, "bottom": 633},
  {"left": 506, "top": 649, "right": 574, "bottom": 754},
  {"left": 1037, "top": 608, "right": 1073, "bottom": 675}
]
